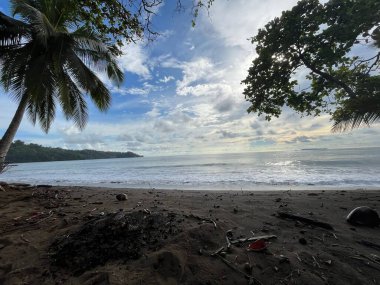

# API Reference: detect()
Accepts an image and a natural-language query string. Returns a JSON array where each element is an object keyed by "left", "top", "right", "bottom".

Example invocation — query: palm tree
[{"left": 0, "top": 0, "right": 123, "bottom": 164}]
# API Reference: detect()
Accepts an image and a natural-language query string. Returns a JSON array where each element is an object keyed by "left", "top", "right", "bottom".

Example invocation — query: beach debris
[
  {"left": 346, "top": 206, "right": 380, "bottom": 227},
  {"left": 299, "top": 238, "right": 307, "bottom": 245},
  {"left": 230, "top": 235, "right": 277, "bottom": 245},
  {"left": 357, "top": 240, "right": 380, "bottom": 251},
  {"left": 324, "top": 259, "right": 332, "bottom": 265},
  {"left": 226, "top": 236, "right": 232, "bottom": 251},
  {"left": 312, "top": 256, "right": 321, "bottom": 268},
  {"left": 116, "top": 193, "right": 128, "bottom": 201},
  {"left": 214, "top": 254, "right": 263, "bottom": 285},
  {"left": 50, "top": 211, "right": 182, "bottom": 274},
  {"left": 277, "top": 211, "right": 334, "bottom": 230},
  {"left": 20, "top": 234, "right": 30, "bottom": 243},
  {"left": 350, "top": 255, "right": 380, "bottom": 272},
  {"left": 244, "top": 262, "right": 252, "bottom": 273},
  {"left": 277, "top": 254, "right": 290, "bottom": 264},
  {"left": 247, "top": 240, "right": 267, "bottom": 252},
  {"left": 183, "top": 213, "right": 217, "bottom": 228},
  {"left": 211, "top": 246, "right": 225, "bottom": 257}
]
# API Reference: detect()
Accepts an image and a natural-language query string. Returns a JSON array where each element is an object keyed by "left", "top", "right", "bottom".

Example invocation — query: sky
[{"left": 0, "top": 0, "right": 379, "bottom": 156}]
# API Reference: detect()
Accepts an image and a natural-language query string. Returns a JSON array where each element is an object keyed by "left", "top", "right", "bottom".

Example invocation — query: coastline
[{"left": 1, "top": 184, "right": 379, "bottom": 284}]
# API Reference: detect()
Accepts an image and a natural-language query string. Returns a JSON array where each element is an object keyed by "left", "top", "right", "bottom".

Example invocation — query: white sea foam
[{"left": 2, "top": 147, "right": 380, "bottom": 190}]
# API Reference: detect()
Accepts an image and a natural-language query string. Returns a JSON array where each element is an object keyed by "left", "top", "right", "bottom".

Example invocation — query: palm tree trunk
[{"left": 0, "top": 95, "right": 28, "bottom": 164}]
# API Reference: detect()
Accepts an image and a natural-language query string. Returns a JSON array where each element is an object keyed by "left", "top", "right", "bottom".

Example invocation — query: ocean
[{"left": 1, "top": 147, "right": 380, "bottom": 190}]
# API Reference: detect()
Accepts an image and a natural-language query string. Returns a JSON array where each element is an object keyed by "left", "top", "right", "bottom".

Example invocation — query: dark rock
[
  {"left": 299, "top": 238, "right": 307, "bottom": 245},
  {"left": 278, "top": 255, "right": 289, "bottom": 264},
  {"left": 116, "top": 194, "right": 128, "bottom": 201},
  {"left": 226, "top": 230, "right": 233, "bottom": 238},
  {"left": 346, "top": 206, "right": 380, "bottom": 227},
  {"left": 244, "top": 262, "right": 252, "bottom": 273}
]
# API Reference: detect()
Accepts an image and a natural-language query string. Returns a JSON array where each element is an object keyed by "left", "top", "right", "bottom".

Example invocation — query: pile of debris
[{"left": 50, "top": 210, "right": 183, "bottom": 275}]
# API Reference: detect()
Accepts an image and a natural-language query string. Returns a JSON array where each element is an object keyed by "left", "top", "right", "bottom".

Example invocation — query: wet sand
[{"left": 0, "top": 183, "right": 379, "bottom": 284}]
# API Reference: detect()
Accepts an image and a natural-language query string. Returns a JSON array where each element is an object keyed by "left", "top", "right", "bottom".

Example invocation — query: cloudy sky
[{"left": 0, "top": 0, "right": 379, "bottom": 156}]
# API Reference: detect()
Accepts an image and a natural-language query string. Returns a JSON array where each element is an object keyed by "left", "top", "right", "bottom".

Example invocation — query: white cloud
[
  {"left": 1, "top": 1, "right": 379, "bottom": 156},
  {"left": 159, "top": 75, "right": 175, "bottom": 83},
  {"left": 202, "top": 0, "right": 299, "bottom": 50},
  {"left": 117, "top": 41, "right": 151, "bottom": 79}
]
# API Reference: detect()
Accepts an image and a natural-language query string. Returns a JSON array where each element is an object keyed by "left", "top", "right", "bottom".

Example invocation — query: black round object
[{"left": 346, "top": 206, "right": 380, "bottom": 227}]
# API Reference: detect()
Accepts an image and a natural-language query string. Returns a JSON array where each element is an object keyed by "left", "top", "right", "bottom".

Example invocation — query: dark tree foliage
[
  {"left": 242, "top": 0, "right": 380, "bottom": 131},
  {"left": 6, "top": 140, "right": 142, "bottom": 163},
  {"left": 70, "top": 0, "right": 215, "bottom": 55}
]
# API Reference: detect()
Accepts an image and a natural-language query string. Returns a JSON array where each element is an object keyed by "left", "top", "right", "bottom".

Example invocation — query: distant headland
[{"left": 6, "top": 140, "right": 142, "bottom": 163}]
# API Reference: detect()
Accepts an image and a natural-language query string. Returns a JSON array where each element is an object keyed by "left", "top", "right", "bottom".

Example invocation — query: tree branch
[{"left": 299, "top": 54, "right": 356, "bottom": 99}]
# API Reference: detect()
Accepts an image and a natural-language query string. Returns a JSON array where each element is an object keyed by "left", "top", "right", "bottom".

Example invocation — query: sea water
[{"left": 1, "top": 147, "right": 380, "bottom": 190}]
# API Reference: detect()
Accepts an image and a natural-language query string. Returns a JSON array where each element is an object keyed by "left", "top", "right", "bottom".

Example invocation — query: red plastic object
[{"left": 247, "top": 239, "right": 267, "bottom": 252}]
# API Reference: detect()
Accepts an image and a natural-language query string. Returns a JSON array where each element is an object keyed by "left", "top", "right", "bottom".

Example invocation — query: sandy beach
[{"left": 0, "top": 184, "right": 379, "bottom": 285}]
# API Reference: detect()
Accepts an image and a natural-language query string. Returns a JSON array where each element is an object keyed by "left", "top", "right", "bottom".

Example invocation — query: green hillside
[{"left": 6, "top": 140, "right": 142, "bottom": 163}]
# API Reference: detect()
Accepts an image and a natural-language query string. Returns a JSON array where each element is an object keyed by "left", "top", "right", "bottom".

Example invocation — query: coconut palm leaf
[
  {"left": 0, "top": 11, "right": 29, "bottom": 45},
  {"left": 332, "top": 95, "right": 380, "bottom": 132},
  {"left": 0, "top": 0, "right": 125, "bottom": 162}
]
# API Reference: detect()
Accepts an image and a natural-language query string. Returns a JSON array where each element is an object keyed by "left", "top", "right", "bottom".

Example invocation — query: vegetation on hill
[{"left": 6, "top": 140, "right": 142, "bottom": 163}]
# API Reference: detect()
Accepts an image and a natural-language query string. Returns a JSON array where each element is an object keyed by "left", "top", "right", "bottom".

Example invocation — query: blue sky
[{"left": 1, "top": 0, "right": 379, "bottom": 156}]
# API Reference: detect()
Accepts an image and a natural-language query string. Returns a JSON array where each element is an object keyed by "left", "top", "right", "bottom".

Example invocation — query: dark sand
[{"left": 0, "top": 183, "right": 379, "bottom": 284}]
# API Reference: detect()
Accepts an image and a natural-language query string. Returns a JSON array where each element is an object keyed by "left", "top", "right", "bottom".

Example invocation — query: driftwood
[
  {"left": 184, "top": 214, "right": 217, "bottom": 228},
  {"left": 350, "top": 256, "right": 380, "bottom": 272},
  {"left": 277, "top": 212, "right": 334, "bottom": 230},
  {"left": 357, "top": 240, "right": 380, "bottom": 251},
  {"left": 215, "top": 254, "right": 263, "bottom": 285},
  {"left": 230, "top": 235, "right": 277, "bottom": 245}
]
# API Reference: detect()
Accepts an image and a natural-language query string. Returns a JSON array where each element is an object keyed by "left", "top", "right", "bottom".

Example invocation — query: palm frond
[
  {"left": 0, "top": 11, "right": 29, "bottom": 45},
  {"left": 332, "top": 95, "right": 380, "bottom": 132},
  {"left": 71, "top": 27, "right": 123, "bottom": 84},
  {"left": 65, "top": 50, "right": 111, "bottom": 111},
  {"left": 0, "top": 43, "right": 31, "bottom": 100},
  {"left": 24, "top": 52, "right": 57, "bottom": 132},
  {"left": 12, "top": 0, "right": 56, "bottom": 46},
  {"left": 54, "top": 59, "right": 88, "bottom": 129}
]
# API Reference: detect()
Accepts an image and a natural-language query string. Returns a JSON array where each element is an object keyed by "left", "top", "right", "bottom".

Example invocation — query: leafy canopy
[
  {"left": 68, "top": 0, "right": 215, "bottom": 56},
  {"left": 242, "top": 0, "right": 380, "bottom": 131}
]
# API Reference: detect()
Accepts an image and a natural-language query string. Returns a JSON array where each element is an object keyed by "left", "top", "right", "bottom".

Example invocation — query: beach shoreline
[{"left": 0, "top": 183, "right": 379, "bottom": 284}]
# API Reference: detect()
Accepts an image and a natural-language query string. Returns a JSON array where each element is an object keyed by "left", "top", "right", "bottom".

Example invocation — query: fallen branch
[
  {"left": 277, "top": 212, "right": 334, "bottom": 230},
  {"left": 20, "top": 234, "right": 30, "bottom": 243},
  {"left": 226, "top": 236, "right": 231, "bottom": 250},
  {"left": 210, "top": 246, "right": 225, "bottom": 257},
  {"left": 357, "top": 240, "right": 380, "bottom": 251},
  {"left": 359, "top": 254, "right": 380, "bottom": 266},
  {"left": 230, "top": 235, "right": 277, "bottom": 245},
  {"left": 350, "top": 256, "right": 380, "bottom": 272},
  {"left": 215, "top": 254, "right": 263, "bottom": 285},
  {"left": 184, "top": 214, "right": 217, "bottom": 228}
]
